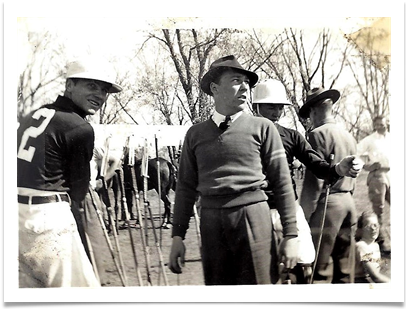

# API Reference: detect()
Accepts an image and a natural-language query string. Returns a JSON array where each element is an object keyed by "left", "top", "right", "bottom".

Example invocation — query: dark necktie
[{"left": 219, "top": 116, "right": 231, "bottom": 131}]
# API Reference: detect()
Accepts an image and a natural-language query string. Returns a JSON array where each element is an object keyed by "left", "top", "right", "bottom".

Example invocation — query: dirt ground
[
  {"left": 100, "top": 169, "right": 390, "bottom": 287},
  {"left": 101, "top": 189, "right": 204, "bottom": 287}
]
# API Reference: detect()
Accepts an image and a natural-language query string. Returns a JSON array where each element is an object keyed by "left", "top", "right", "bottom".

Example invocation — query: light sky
[
  {"left": 4, "top": 1, "right": 404, "bottom": 302},
  {"left": 17, "top": 3, "right": 386, "bottom": 70}
]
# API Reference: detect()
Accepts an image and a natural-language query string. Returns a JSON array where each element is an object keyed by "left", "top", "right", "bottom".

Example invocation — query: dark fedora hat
[
  {"left": 200, "top": 55, "right": 259, "bottom": 96},
  {"left": 298, "top": 87, "right": 340, "bottom": 118}
]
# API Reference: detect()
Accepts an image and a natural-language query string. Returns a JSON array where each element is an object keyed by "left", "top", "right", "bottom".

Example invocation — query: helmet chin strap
[
  {"left": 254, "top": 104, "right": 262, "bottom": 117},
  {"left": 249, "top": 98, "right": 262, "bottom": 117}
]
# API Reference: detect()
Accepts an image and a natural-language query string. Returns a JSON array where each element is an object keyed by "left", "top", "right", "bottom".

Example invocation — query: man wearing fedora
[
  {"left": 298, "top": 87, "right": 359, "bottom": 284},
  {"left": 252, "top": 79, "right": 362, "bottom": 283},
  {"left": 17, "top": 56, "right": 122, "bottom": 287},
  {"left": 168, "top": 55, "right": 299, "bottom": 285}
]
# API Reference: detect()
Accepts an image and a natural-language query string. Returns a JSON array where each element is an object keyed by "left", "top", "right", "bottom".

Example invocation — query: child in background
[{"left": 354, "top": 211, "right": 390, "bottom": 283}]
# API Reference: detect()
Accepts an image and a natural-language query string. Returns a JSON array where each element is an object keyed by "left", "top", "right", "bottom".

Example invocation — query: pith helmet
[
  {"left": 252, "top": 79, "right": 291, "bottom": 105},
  {"left": 298, "top": 87, "right": 340, "bottom": 118},
  {"left": 200, "top": 55, "right": 259, "bottom": 96},
  {"left": 66, "top": 57, "right": 122, "bottom": 93}
]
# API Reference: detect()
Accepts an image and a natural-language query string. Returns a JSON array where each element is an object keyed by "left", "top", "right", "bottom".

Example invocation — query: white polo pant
[{"left": 19, "top": 199, "right": 100, "bottom": 288}]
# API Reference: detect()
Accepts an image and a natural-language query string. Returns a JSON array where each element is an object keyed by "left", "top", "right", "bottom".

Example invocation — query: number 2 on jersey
[{"left": 17, "top": 108, "right": 56, "bottom": 162}]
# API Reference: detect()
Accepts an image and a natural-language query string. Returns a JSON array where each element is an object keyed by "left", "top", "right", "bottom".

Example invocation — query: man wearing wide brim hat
[
  {"left": 298, "top": 86, "right": 363, "bottom": 283},
  {"left": 298, "top": 87, "right": 340, "bottom": 119},
  {"left": 200, "top": 55, "right": 258, "bottom": 96},
  {"left": 252, "top": 80, "right": 363, "bottom": 283},
  {"left": 169, "top": 56, "right": 299, "bottom": 285}
]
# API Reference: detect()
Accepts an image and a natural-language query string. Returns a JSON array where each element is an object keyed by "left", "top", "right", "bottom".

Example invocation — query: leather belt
[{"left": 18, "top": 193, "right": 70, "bottom": 205}]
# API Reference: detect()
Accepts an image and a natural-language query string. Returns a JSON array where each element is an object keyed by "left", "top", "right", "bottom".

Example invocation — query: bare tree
[
  {"left": 18, "top": 31, "right": 67, "bottom": 121},
  {"left": 132, "top": 45, "right": 187, "bottom": 125},
  {"left": 97, "top": 68, "right": 143, "bottom": 125},
  {"left": 147, "top": 28, "right": 236, "bottom": 124},
  {"left": 345, "top": 20, "right": 390, "bottom": 140},
  {"left": 247, "top": 28, "right": 351, "bottom": 134}
]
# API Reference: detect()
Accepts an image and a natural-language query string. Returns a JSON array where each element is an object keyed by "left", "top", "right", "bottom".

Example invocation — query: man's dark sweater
[{"left": 172, "top": 112, "right": 297, "bottom": 239}]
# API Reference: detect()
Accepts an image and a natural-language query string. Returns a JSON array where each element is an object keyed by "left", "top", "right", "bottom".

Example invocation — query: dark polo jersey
[
  {"left": 17, "top": 96, "right": 94, "bottom": 203},
  {"left": 270, "top": 123, "right": 339, "bottom": 201}
]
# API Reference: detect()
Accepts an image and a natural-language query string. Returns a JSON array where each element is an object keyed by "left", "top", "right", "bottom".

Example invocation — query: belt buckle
[
  {"left": 51, "top": 193, "right": 69, "bottom": 204},
  {"left": 59, "top": 193, "right": 70, "bottom": 203}
]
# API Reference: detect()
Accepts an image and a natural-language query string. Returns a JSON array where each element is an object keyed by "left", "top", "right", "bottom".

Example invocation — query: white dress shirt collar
[{"left": 212, "top": 110, "right": 243, "bottom": 127}]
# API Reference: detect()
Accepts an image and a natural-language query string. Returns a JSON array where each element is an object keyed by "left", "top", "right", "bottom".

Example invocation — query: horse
[{"left": 118, "top": 154, "right": 177, "bottom": 229}]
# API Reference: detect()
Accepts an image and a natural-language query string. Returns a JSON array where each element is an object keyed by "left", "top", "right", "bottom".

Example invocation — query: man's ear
[
  {"left": 66, "top": 79, "right": 74, "bottom": 91},
  {"left": 210, "top": 82, "right": 218, "bottom": 95}
]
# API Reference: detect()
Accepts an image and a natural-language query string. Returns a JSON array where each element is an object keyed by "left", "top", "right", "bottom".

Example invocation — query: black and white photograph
[{"left": 4, "top": 1, "right": 406, "bottom": 305}]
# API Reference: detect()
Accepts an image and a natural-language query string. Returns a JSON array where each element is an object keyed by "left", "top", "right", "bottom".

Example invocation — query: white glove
[{"left": 335, "top": 155, "right": 364, "bottom": 178}]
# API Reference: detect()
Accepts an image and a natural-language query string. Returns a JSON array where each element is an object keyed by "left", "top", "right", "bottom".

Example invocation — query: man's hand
[
  {"left": 168, "top": 236, "right": 186, "bottom": 274},
  {"left": 279, "top": 236, "right": 298, "bottom": 270},
  {"left": 291, "top": 159, "right": 302, "bottom": 170},
  {"left": 335, "top": 155, "right": 364, "bottom": 178},
  {"left": 260, "top": 180, "right": 270, "bottom": 190}
]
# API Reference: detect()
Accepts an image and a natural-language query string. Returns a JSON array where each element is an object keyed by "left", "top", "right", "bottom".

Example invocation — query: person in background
[
  {"left": 354, "top": 211, "right": 390, "bottom": 283},
  {"left": 298, "top": 86, "right": 360, "bottom": 284},
  {"left": 357, "top": 115, "right": 391, "bottom": 255},
  {"left": 252, "top": 79, "right": 362, "bottom": 283},
  {"left": 121, "top": 147, "right": 140, "bottom": 224},
  {"left": 17, "top": 56, "right": 122, "bottom": 287},
  {"left": 168, "top": 55, "right": 298, "bottom": 285}
]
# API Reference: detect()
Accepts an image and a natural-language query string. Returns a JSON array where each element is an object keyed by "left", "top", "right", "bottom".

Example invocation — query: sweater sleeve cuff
[
  {"left": 171, "top": 224, "right": 188, "bottom": 240},
  {"left": 329, "top": 165, "right": 341, "bottom": 184},
  {"left": 282, "top": 222, "right": 298, "bottom": 237}
]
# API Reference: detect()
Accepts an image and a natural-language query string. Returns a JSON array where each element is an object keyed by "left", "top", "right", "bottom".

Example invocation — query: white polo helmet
[
  {"left": 252, "top": 79, "right": 291, "bottom": 105},
  {"left": 66, "top": 56, "right": 122, "bottom": 93}
]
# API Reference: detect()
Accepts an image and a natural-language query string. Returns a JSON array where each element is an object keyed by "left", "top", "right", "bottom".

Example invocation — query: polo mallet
[
  {"left": 193, "top": 203, "right": 202, "bottom": 254},
  {"left": 88, "top": 187, "right": 127, "bottom": 286},
  {"left": 177, "top": 140, "right": 183, "bottom": 161},
  {"left": 79, "top": 206, "right": 100, "bottom": 283},
  {"left": 142, "top": 140, "right": 151, "bottom": 262},
  {"left": 142, "top": 138, "right": 169, "bottom": 286},
  {"left": 100, "top": 135, "right": 128, "bottom": 286},
  {"left": 128, "top": 135, "right": 153, "bottom": 286},
  {"left": 167, "top": 146, "right": 173, "bottom": 165},
  {"left": 310, "top": 153, "right": 335, "bottom": 284},
  {"left": 154, "top": 134, "right": 163, "bottom": 245},
  {"left": 116, "top": 150, "right": 144, "bottom": 286},
  {"left": 349, "top": 223, "right": 356, "bottom": 283}
]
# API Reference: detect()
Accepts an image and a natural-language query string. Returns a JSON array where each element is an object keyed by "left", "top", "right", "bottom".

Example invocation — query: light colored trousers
[{"left": 19, "top": 199, "right": 100, "bottom": 288}]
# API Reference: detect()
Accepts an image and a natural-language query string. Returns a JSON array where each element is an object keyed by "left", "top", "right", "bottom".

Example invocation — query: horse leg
[{"left": 160, "top": 192, "right": 172, "bottom": 229}]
